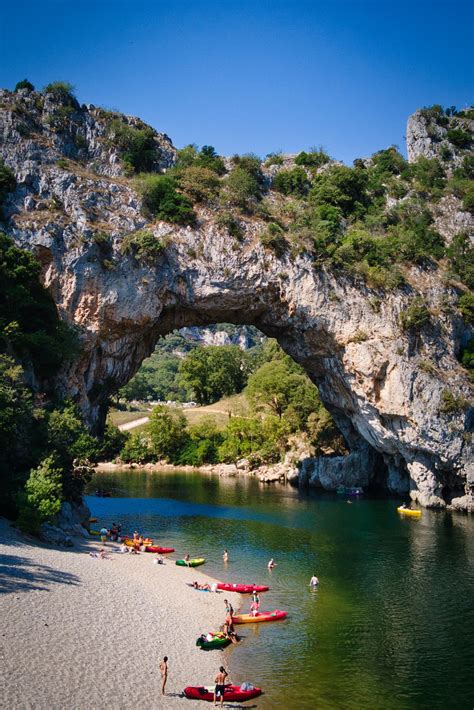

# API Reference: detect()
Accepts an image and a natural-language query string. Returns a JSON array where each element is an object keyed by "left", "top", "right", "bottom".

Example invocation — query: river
[{"left": 86, "top": 469, "right": 474, "bottom": 709}]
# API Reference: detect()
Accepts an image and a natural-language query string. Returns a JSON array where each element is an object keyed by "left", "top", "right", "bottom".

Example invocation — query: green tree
[
  {"left": 273, "top": 167, "right": 310, "bottom": 196},
  {"left": 21, "top": 455, "right": 64, "bottom": 527},
  {"left": 136, "top": 174, "right": 195, "bottom": 225},
  {"left": 179, "top": 345, "right": 247, "bottom": 405},
  {"left": 14, "top": 79, "right": 34, "bottom": 92},
  {"left": 224, "top": 168, "right": 260, "bottom": 209},
  {"left": 147, "top": 405, "right": 188, "bottom": 461}
]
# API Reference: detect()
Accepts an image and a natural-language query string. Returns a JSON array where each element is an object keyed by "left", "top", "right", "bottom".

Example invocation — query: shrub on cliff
[
  {"left": 224, "top": 167, "right": 261, "bottom": 210},
  {"left": 458, "top": 292, "right": 474, "bottom": 323},
  {"left": 120, "top": 230, "right": 167, "bottom": 263},
  {"left": 137, "top": 174, "right": 195, "bottom": 225},
  {"left": 109, "top": 120, "right": 157, "bottom": 174},
  {"left": 178, "top": 166, "right": 220, "bottom": 203},
  {"left": 399, "top": 297, "right": 431, "bottom": 332},
  {"left": 309, "top": 165, "right": 368, "bottom": 218},
  {"left": 447, "top": 233, "right": 474, "bottom": 289},
  {"left": 14, "top": 79, "right": 34, "bottom": 92},
  {"left": 176, "top": 144, "right": 226, "bottom": 175},
  {"left": 273, "top": 167, "right": 310, "bottom": 197},
  {"left": 0, "top": 160, "right": 16, "bottom": 209},
  {"left": 295, "top": 148, "right": 330, "bottom": 169},
  {"left": 260, "top": 222, "right": 288, "bottom": 257},
  {"left": 43, "top": 81, "right": 76, "bottom": 103},
  {"left": 446, "top": 128, "right": 472, "bottom": 150}
]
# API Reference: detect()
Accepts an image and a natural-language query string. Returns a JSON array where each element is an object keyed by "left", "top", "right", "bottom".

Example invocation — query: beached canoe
[
  {"left": 217, "top": 582, "right": 269, "bottom": 594},
  {"left": 184, "top": 684, "right": 262, "bottom": 701},
  {"left": 144, "top": 546, "right": 175, "bottom": 554},
  {"left": 176, "top": 558, "right": 205, "bottom": 567},
  {"left": 196, "top": 632, "right": 231, "bottom": 650},
  {"left": 123, "top": 538, "right": 153, "bottom": 546},
  {"left": 397, "top": 506, "right": 422, "bottom": 518},
  {"left": 232, "top": 609, "right": 287, "bottom": 624}
]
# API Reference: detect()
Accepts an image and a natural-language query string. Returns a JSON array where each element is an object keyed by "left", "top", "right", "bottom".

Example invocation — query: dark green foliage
[
  {"left": 120, "top": 230, "right": 166, "bottom": 263},
  {"left": 179, "top": 345, "right": 247, "bottom": 405},
  {"left": 14, "top": 79, "right": 34, "bottom": 92},
  {"left": 43, "top": 81, "right": 76, "bottom": 104},
  {"left": 309, "top": 165, "right": 368, "bottom": 218},
  {"left": 462, "top": 184, "right": 474, "bottom": 213},
  {"left": 411, "top": 157, "right": 446, "bottom": 193},
  {"left": 0, "top": 233, "right": 78, "bottom": 377},
  {"left": 265, "top": 152, "right": 284, "bottom": 166},
  {"left": 447, "top": 233, "right": 474, "bottom": 289},
  {"left": 399, "top": 297, "right": 430, "bottom": 332},
  {"left": 458, "top": 292, "right": 474, "bottom": 323},
  {"left": 260, "top": 222, "right": 288, "bottom": 257},
  {"left": 231, "top": 153, "right": 264, "bottom": 183},
  {"left": 177, "top": 418, "right": 223, "bottom": 466},
  {"left": 109, "top": 120, "right": 157, "bottom": 173},
  {"left": 273, "top": 167, "right": 310, "bottom": 196},
  {"left": 147, "top": 405, "right": 188, "bottom": 460},
  {"left": 137, "top": 174, "right": 195, "bottom": 225},
  {"left": 0, "top": 159, "right": 16, "bottom": 208},
  {"left": 175, "top": 144, "right": 226, "bottom": 175},
  {"left": 446, "top": 128, "right": 472, "bottom": 149},
  {"left": 216, "top": 212, "right": 244, "bottom": 240},
  {"left": 224, "top": 167, "right": 260, "bottom": 209},
  {"left": 371, "top": 146, "right": 408, "bottom": 176},
  {"left": 460, "top": 338, "right": 474, "bottom": 373},
  {"left": 120, "top": 354, "right": 181, "bottom": 401},
  {"left": 294, "top": 148, "right": 330, "bottom": 168},
  {"left": 457, "top": 109, "right": 474, "bottom": 120}
]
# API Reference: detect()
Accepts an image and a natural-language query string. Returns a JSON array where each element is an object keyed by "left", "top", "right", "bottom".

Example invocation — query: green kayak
[
  {"left": 176, "top": 558, "right": 205, "bottom": 567},
  {"left": 196, "top": 633, "right": 231, "bottom": 650}
]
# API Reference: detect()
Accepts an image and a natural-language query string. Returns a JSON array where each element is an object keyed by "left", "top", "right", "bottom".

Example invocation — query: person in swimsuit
[
  {"left": 159, "top": 656, "right": 168, "bottom": 695},
  {"left": 184, "top": 553, "right": 191, "bottom": 566},
  {"left": 222, "top": 549, "right": 229, "bottom": 563},
  {"left": 310, "top": 575, "right": 319, "bottom": 587},
  {"left": 213, "top": 666, "right": 228, "bottom": 707},
  {"left": 267, "top": 558, "right": 276, "bottom": 569},
  {"left": 250, "top": 590, "right": 260, "bottom": 616}
]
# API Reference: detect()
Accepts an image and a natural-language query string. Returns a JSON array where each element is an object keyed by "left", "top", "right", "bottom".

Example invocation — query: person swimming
[
  {"left": 222, "top": 549, "right": 229, "bottom": 563},
  {"left": 267, "top": 558, "right": 276, "bottom": 569},
  {"left": 310, "top": 575, "right": 319, "bottom": 587}
]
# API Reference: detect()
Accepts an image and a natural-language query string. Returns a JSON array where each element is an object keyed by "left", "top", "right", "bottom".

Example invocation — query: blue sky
[{"left": 0, "top": 0, "right": 472, "bottom": 163}]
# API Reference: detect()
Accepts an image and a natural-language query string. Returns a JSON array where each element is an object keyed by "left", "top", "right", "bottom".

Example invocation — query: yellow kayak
[
  {"left": 90, "top": 530, "right": 101, "bottom": 536},
  {"left": 397, "top": 506, "right": 421, "bottom": 518}
]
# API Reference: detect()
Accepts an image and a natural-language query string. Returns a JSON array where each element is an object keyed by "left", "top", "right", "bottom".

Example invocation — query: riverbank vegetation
[
  {"left": 115, "top": 335, "right": 345, "bottom": 467},
  {"left": 0, "top": 234, "right": 125, "bottom": 530}
]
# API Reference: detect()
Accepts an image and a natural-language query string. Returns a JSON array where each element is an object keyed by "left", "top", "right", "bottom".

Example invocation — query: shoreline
[{"left": 0, "top": 517, "right": 242, "bottom": 708}]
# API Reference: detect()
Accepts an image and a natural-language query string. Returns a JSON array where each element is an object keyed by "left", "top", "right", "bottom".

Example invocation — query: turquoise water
[{"left": 86, "top": 470, "right": 474, "bottom": 709}]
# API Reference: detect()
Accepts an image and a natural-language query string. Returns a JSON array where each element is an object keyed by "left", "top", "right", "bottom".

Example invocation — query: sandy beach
[{"left": 0, "top": 518, "right": 240, "bottom": 709}]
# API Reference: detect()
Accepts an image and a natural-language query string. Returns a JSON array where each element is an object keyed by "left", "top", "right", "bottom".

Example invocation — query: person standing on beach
[
  {"left": 213, "top": 666, "right": 228, "bottom": 707},
  {"left": 100, "top": 527, "right": 108, "bottom": 544},
  {"left": 159, "top": 656, "right": 168, "bottom": 695}
]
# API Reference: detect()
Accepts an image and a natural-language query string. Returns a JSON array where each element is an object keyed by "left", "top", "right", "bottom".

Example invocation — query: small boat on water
[
  {"left": 176, "top": 558, "right": 205, "bottom": 567},
  {"left": 144, "top": 545, "right": 174, "bottom": 554},
  {"left": 397, "top": 506, "right": 422, "bottom": 518},
  {"left": 184, "top": 684, "right": 262, "bottom": 701},
  {"left": 196, "top": 632, "right": 231, "bottom": 650},
  {"left": 216, "top": 582, "right": 269, "bottom": 594},
  {"left": 232, "top": 609, "right": 287, "bottom": 624}
]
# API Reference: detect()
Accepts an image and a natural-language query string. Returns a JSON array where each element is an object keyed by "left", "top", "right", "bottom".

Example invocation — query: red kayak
[
  {"left": 144, "top": 546, "right": 175, "bottom": 554},
  {"left": 184, "top": 684, "right": 262, "bottom": 702},
  {"left": 216, "top": 583, "right": 269, "bottom": 594}
]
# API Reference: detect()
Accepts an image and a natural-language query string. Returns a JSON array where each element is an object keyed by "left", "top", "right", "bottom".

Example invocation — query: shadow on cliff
[{"left": 0, "top": 551, "right": 80, "bottom": 594}]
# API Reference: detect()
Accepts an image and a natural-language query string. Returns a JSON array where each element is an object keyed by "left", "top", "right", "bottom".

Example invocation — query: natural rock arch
[{"left": 0, "top": 89, "right": 471, "bottom": 510}]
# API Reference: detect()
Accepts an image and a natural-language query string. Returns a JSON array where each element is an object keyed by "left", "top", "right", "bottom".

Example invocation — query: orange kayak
[{"left": 232, "top": 609, "right": 287, "bottom": 624}]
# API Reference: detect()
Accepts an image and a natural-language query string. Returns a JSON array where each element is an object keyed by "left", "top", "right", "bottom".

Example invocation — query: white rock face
[{"left": 0, "top": 90, "right": 472, "bottom": 510}]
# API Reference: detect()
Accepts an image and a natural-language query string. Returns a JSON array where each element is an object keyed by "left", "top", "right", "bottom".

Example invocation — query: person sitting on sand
[
  {"left": 119, "top": 542, "right": 128, "bottom": 554},
  {"left": 159, "top": 656, "right": 168, "bottom": 696},
  {"left": 310, "top": 575, "right": 319, "bottom": 587},
  {"left": 267, "top": 558, "right": 276, "bottom": 569},
  {"left": 222, "top": 549, "right": 229, "bottom": 563},
  {"left": 153, "top": 554, "right": 164, "bottom": 565},
  {"left": 214, "top": 666, "right": 228, "bottom": 707}
]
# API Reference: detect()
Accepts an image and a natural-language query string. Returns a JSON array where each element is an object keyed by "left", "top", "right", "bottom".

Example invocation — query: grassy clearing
[
  {"left": 108, "top": 409, "right": 151, "bottom": 426},
  {"left": 183, "top": 394, "right": 250, "bottom": 429}
]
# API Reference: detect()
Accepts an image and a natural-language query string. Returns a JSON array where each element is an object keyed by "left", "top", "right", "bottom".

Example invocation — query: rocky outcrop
[
  {"left": 39, "top": 500, "right": 91, "bottom": 546},
  {"left": 407, "top": 108, "right": 473, "bottom": 169},
  {"left": 0, "top": 89, "right": 472, "bottom": 510}
]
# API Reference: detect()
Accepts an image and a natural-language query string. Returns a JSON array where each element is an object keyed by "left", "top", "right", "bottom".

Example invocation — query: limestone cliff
[{"left": 0, "top": 87, "right": 472, "bottom": 510}]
